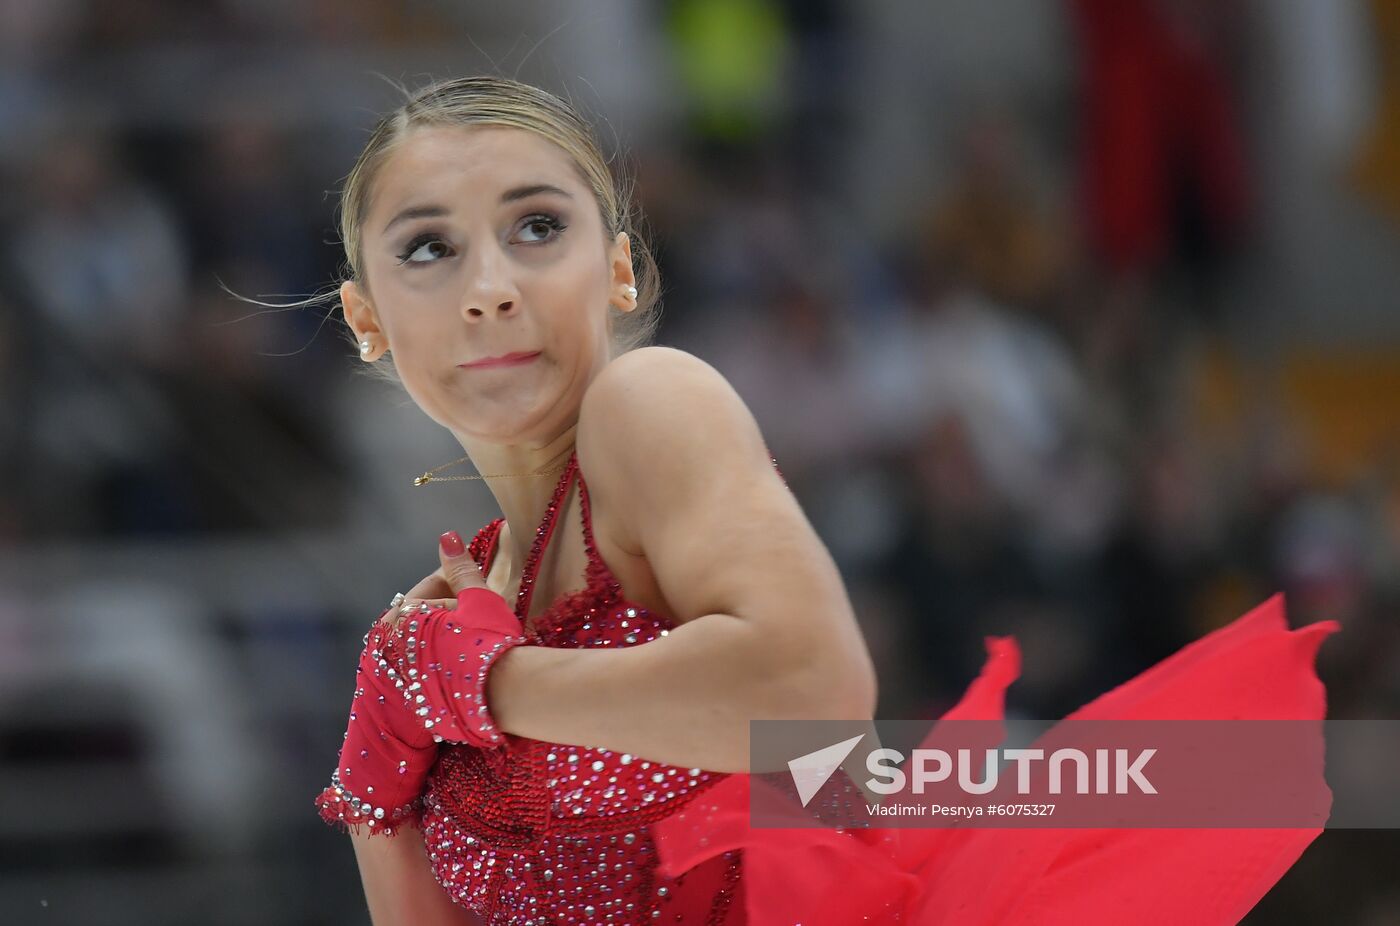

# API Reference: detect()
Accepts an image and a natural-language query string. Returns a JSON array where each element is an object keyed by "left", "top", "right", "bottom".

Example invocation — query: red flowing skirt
[{"left": 653, "top": 593, "right": 1339, "bottom": 925}]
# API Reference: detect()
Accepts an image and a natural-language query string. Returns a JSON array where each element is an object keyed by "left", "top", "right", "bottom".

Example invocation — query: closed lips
[{"left": 461, "top": 351, "right": 540, "bottom": 367}]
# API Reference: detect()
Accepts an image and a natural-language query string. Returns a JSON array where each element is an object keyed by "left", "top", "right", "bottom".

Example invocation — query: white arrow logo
[{"left": 788, "top": 733, "right": 866, "bottom": 807}]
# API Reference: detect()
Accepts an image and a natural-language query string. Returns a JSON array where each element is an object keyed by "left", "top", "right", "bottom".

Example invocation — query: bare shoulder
[
  {"left": 578, "top": 345, "right": 770, "bottom": 472},
  {"left": 576, "top": 345, "right": 779, "bottom": 557},
  {"left": 579, "top": 345, "right": 756, "bottom": 444},
  {"left": 575, "top": 348, "right": 871, "bottom": 709}
]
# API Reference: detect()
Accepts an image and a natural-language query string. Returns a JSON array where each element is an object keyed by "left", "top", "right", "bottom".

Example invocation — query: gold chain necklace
[{"left": 412, "top": 445, "right": 574, "bottom": 486}]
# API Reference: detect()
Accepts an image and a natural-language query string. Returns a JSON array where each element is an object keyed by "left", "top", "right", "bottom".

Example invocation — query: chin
[{"left": 459, "top": 398, "right": 560, "bottom": 444}]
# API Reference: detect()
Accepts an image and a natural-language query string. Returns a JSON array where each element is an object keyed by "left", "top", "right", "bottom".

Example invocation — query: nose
[{"left": 460, "top": 243, "right": 520, "bottom": 321}]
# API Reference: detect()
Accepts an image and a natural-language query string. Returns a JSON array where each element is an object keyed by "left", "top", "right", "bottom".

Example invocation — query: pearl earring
[
  {"left": 623, "top": 284, "right": 637, "bottom": 300},
  {"left": 359, "top": 340, "right": 371, "bottom": 355}
]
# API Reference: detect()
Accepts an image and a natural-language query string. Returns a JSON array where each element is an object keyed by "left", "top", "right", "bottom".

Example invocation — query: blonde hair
[{"left": 335, "top": 76, "right": 662, "bottom": 385}]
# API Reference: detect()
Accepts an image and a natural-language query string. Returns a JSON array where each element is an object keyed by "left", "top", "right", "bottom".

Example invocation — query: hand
[
  {"left": 380, "top": 531, "right": 491, "bottom": 632},
  {"left": 371, "top": 529, "right": 528, "bottom": 750},
  {"left": 317, "top": 531, "right": 514, "bottom": 836}
]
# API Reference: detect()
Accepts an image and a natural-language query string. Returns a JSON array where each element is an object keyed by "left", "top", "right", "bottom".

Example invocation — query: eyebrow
[{"left": 381, "top": 183, "right": 574, "bottom": 235}]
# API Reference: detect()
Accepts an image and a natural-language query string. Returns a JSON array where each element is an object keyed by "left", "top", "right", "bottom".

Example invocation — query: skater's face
[{"left": 341, "top": 125, "right": 634, "bottom": 444}]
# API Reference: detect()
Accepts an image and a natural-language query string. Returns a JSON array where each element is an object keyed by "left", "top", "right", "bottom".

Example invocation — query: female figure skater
[{"left": 315, "top": 77, "right": 1337, "bottom": 925}]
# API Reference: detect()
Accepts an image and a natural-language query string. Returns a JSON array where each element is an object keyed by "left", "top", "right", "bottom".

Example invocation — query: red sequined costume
[
  {"left": 323, "top": 448, "right": 746, "bottom": 924},
  {"left": 420, "top": 450, "right": 746, "bottom": 924},
  {"left": 320, "top": 447, "right": 1340, "bottom": 925}
]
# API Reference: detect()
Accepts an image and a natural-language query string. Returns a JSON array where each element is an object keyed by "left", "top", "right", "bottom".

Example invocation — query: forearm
[
  {"left": 350, "top": 823, "right": 483, "bottom": 926},
  {"left": 486, "top": 612, "right": 875, "bottom": 773}
]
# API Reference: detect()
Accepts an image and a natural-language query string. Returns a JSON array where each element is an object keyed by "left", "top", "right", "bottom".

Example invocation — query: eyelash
[{"left": 394, "top": 213, "right": 568, "bottom": 265}]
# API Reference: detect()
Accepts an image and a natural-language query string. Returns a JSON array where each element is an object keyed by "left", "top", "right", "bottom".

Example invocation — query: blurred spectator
[
  {"left": 1069, "top": 0, "right": 1253, "bottom": 316},
  {"left": 1351, "top": 0, "right": 1400, "bottom": 221},
  {"left": 919, "top": 106, "right": 1072, "bottom": 315},
  {"left": 694, "top": 279, "right": 873, "bottom": 482},
  {"left": 900, "top": 287, "right": 1099, "bottom": 542},
  {"left": 5, "top": 126, "right": 193, "bottom": 536},
  {"left": 10, "top": 127, "right": 187, "bottom": 363}
]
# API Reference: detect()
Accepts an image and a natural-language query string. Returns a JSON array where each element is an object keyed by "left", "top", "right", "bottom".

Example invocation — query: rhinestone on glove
[
  {"left": 314, "top": 617, "right": 439, "bottom": 837},
  {"left": 376, "top": 587, "right": 528, "bottom": 750}
]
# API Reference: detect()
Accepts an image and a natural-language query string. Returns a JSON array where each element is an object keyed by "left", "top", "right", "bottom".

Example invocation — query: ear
[
  {"left": 608, "top": 232, "right": 636, "bottom": 312},
  {"left": 341, "top": 279, "right": 387, "bottom": 359}
]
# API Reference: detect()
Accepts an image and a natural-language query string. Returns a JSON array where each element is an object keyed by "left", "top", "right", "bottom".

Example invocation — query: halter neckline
[{"left": 506, "top": 447, "right": 580, "bottom": 623}]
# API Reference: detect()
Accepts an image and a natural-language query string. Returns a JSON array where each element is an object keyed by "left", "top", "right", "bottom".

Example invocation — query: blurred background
[{"left": 1, "top": 0, "right": 1398, "bottom": 923}]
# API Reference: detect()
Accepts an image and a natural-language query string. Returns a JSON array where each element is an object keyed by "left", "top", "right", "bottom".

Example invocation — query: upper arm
[{"left": 578, "top": 347, "right": 875, "bottom": 695}]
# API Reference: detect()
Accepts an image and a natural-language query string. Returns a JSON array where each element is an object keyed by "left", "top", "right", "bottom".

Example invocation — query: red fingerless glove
[
  {"left": 314, "top": 617, "right": 437, "bottom": 837},
  {"left": 384, "top": 587, "right": 528, "bottom": 754},
  {"left": 314, "top": 588, "right": 527, "bottom": 836}
]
